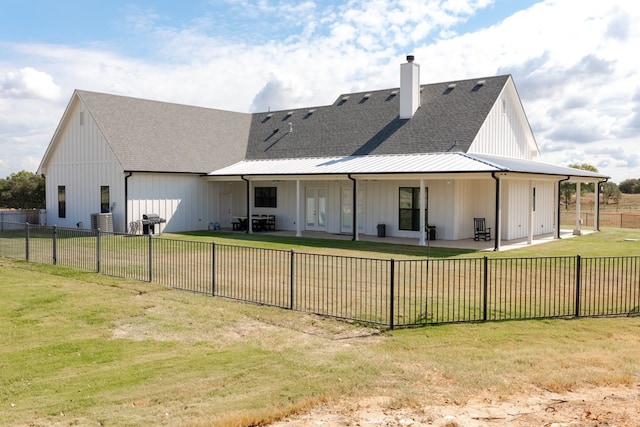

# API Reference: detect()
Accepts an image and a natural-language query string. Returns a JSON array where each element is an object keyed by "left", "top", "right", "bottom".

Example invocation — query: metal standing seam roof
[
  {"left": 469, "top": 154, "right": 610, "bottom": 179},
  {"left": 207, "top": 152, "right": 610, "bottom": 179}
]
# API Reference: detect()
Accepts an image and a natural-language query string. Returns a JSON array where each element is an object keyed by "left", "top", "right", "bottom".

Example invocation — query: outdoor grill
[{"left": 142, "top": 213, "right": 166, "bottom": 235}]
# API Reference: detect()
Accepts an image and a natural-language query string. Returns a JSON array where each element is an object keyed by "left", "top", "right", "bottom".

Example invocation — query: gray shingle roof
[
  {"left": 76, "top": 90, "right": 251, "bottom": 174},
  {"left": 244, "top": 75, "right": 511, "bottom": 160}
]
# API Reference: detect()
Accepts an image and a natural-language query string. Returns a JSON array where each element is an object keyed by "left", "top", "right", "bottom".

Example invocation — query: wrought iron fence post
[
  {"left": 52, "top": 225, "right": 57, "bottom": 265},
  {"left": 575, "top": 254, "right": 582, "bottom": 318},
  {"left": 96, "top": 228, "right": 101, "bottom": 273},
  {"left": 290, "top": 249, "right": 295, "bottom": 310},
  {"left": 389, "top": 258, "right": 395, "bottom": 330},
  {"left": 25, "top": 222, "right": 30, "bottom": 262},
  {"left": 148, "top": 233, "right": 153, "bottom": 282},
  {"left": 483, "top": 256, "right": 488, "bottom": 321},
  {"left": 211, "top": 242, "right": 216, "bottom": 296}
]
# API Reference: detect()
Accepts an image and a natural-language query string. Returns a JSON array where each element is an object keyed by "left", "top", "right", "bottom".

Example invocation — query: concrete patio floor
[{"left": 254, "top": 228, "right": 595, "bottom": 252}]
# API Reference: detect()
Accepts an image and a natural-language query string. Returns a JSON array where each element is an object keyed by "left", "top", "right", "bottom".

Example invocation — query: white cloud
[
  {"left": 0, "top": 67, "right": 61, "bottom": 100},
  {"left": 1, "top": 0, "right": 639, "bottom": 184}
]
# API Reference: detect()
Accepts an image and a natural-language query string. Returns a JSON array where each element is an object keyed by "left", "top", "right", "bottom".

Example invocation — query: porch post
[
  {"left": 594, "top": 181, "right": 601, "bottom": 231},
  {"left": 573, "top": 182, "right": 582, "bottom": 235},
  {"left": 527, "top": 180, "right": 533, "bottom": 244},
  {"left": 492, "top": 173, "right": 502, "bottom": 251},
  {"left": 247, "top": 178, "right": 253, "bottom": 234},
  {"left": 241, "top": 176, "right": 251, "bottom": 234},
  {"left": 419, "top": 179, "right": 426, "bottom": 246},
  {"left": 296, "top": 180, "right": 302, "bottom": 237}
]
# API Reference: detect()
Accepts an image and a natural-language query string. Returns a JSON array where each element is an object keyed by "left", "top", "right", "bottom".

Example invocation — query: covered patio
[{"left": 251, "top": 228, "right": 590, "bottom": 252}]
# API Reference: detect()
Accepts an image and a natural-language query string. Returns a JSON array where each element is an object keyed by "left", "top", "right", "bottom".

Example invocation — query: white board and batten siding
[
  {"left": 127, "top": 173, "right": 220, "bottom": 233},
  {"left": 501, "top": 180, "right": 555, "bottom": 240},
  {"left": 468, "top": 78, "right": 538, "bottom": 160},
  {"left": 41, "top": 100, "right": 126, "bottom": 231}
]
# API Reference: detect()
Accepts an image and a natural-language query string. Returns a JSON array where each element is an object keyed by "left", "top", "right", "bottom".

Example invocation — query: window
[
  {"left": 255, "top": 187, "right": 277, "bottom": 208},
  {"left": 58, "top": 186, "right": 66, "bottom": 219},
  {"left": 533, "top": 187, "right": 536, "bottom": 212},
  {"left": 399, "top": 187, "right": 428, "bottom": 231},
  {"left": 101, "top": 186, "right": 110, "bottom": 213}
]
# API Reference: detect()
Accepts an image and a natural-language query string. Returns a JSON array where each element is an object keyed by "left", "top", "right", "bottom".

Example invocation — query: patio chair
[{"left": 473, "top": 217, "right": 491, "bottom": 241}]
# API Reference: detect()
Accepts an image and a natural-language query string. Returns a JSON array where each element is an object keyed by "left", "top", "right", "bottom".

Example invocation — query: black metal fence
[{"left": 2, "top": 222, "right": 639, "bottom": 328}]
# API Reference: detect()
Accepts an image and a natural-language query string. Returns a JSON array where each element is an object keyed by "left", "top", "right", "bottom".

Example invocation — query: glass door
[{"left": 306, "top": 187, "right": 327, "bottom": 231}]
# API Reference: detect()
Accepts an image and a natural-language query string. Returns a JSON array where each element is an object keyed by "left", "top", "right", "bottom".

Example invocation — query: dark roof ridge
[{"left": 74, "top": 89, "right": 249, "bottom": 115}]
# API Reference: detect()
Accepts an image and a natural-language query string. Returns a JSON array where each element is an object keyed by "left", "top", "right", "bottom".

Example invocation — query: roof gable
[
  {"left": 41, "top": 90, "right": 252, "bottom": 174},
  {"left": 244, "top": 75, "right": 511, "bottom": 160}
]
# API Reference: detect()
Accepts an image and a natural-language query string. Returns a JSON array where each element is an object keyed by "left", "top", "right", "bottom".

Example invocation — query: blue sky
[{"left": 1, "top": 0, "right": 638, "bottom": 183}]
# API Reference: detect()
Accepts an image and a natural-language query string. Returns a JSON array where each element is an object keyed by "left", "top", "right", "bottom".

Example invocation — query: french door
[
  {"left": 305, "top": 187, "right": 327, "bottom": 231},
  {"left": 340, "top": 187, "right": 365, "bottom": 233}
]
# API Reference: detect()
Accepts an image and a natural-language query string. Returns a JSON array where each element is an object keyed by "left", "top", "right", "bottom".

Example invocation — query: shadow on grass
[{"left": 175, "top": 231, "right": 477, "bottom": 258}]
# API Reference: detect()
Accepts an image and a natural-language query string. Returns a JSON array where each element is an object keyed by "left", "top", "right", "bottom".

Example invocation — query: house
[{"left": 37, "top": 56, "right": 608, "bottom": 249}]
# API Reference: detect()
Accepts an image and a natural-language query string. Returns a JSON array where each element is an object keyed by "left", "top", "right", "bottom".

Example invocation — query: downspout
[
  {"left": 241, "top": 176, "right": 250, "bottom": 234},
  {"left": 558, "top": 176, "right": 570, "bottom": 239},
  {"left": 125, "top": 172, "right": 132, "bottom": 232},
  {"left": 348, "top": 174, "right": 357, "bottom": 241},
  {"left": 491, "top": 172, "right": 501, "bottom": 251}
]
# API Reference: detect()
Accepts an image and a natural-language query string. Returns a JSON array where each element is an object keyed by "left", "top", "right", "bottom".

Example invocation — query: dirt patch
[
  {"left": 269, "top": 385, "right": 640, "bottom": 426},
  {"left": 111, "top": 301, "right": 383, "bottom": 349}
]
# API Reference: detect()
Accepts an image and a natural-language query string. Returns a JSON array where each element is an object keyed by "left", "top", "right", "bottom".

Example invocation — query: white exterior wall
[
  {"left": 454, "top": 178, "right": 496, "bottom": 240},
  {"left": 468, "top": 81, "right": 537, "bottom": 160},
  {"left": 42, "top": 100, "right": 126, "bottom": 231},
  {"left": 501, "top": 179, "right": 556, "bottom": 240},
  {"left": 250, "top": 178, "right": 482, "bottom": 241},
  {"left": 533, "top": 181, "right": 556, "bottom": 235},
  {"left": 217, "top": 176, "right": 557, "bottom": 243},
  {"left": 128, "top": 173, "right": 218, "bottom": 233}
]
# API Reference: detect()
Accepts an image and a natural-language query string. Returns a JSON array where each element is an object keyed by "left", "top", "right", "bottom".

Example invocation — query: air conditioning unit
[{"left": 90, "top": 212, "right": 113, "bottom": 233}]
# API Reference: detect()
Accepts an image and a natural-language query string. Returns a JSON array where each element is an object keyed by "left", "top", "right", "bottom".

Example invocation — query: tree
[
  {"left": 560, "top": 180, "right": 575, "bottom": 210},
  {"left": 0, "top": 171, "right": 46, "bottom": 209},
  {"left": 568, "top": 163, "right": 598, "bottom": 193},
  {"left": 601, "top": 182, "right": 622, "bottom": 206},
  {"left": 560, "top": 163, "right": 599, "bottom": 209},
  {"left": 618, "top": 178, "right": 640, "bottom": 194}
]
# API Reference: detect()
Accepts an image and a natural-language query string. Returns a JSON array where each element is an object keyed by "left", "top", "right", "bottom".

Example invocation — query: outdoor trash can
[
  {"left": 428, "top": 225, "right": 436, "bottom": 240},
  {"left": 377, "top": 223, "right": 386, "bottom": 237}
]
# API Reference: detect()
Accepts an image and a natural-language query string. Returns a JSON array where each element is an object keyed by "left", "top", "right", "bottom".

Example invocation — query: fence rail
[
  {"left": 560, "top": 211, "right": 640, "bottom": 228},
  {"left": 2, "top": 222, "right": 639, "bottom": 329}
]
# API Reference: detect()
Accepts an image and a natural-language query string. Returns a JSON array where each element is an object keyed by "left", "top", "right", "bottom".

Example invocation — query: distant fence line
[
  {"left": 1, "top": 222, "right": 639, "bottom": 329},
  {"left": 560, "top": 211, "right": 640, "bottom": 229},
  {"left": 0, "top": 210, "right": 41, "bottom": 226}
]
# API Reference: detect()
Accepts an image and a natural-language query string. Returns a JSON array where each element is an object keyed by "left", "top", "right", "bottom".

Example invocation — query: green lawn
[
  {"left": 2, "top": 252, "right": 640, "bottom": 426},
  {"left": 176, "top": 227, "right": 640, "bottom": 258}
]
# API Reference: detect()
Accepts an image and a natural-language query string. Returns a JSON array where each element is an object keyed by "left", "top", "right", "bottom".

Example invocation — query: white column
[
  {"left": 296, "top": 180, "right": 302, "bottom": 237},
  {"left": 495, "top": 176, "right": 502, "bottom": 251},
  {"left": 554, "top": 182, "right": 559, "bottom": 239},
  {"left": 248, "top": 179, "right": 253, "bottom": 234},
  {"left": 527, "top": 181, "right": 533, "bottom": 244},
  {"left": 419, "top": 179, "right": 426, "bottom": 246},
  {"left": 573, "top": 182, "right": 582, "bottom": 235},
  {"left": 594, "top": 181, "right": 600, "bottom": 231},
  {"left": 353, "top": 180, "right": 359, "bottom": 241}
]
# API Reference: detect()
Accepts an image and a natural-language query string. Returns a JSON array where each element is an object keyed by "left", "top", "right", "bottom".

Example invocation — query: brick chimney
[{"left": 400, "top": 55, "right": 420, "bottom": 119}]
